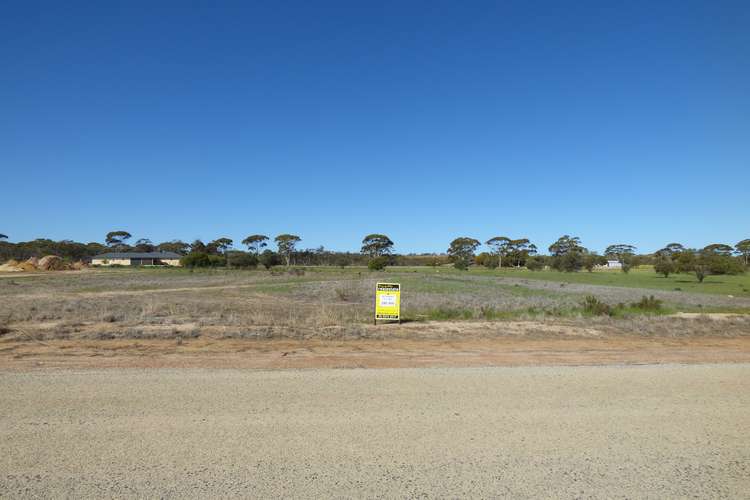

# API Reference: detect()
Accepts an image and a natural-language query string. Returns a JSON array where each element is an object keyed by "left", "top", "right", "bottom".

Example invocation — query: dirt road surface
[{"left": 2, "top": 364, "right": 748, "bottom": 498}]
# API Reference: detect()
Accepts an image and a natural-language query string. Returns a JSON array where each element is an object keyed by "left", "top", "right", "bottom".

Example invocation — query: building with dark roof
[{"left": 91, "top": 251, "right": 182, "bottom": 267}]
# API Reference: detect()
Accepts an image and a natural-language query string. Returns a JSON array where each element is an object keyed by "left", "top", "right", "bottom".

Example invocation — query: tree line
[{"left": 1, "top": 232, "right": 747, "bottom": 282}]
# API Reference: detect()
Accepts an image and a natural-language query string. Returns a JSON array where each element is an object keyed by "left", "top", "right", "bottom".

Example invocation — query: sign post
[{"left": 375, "top": 282, "right": 401, "bottom": 324}]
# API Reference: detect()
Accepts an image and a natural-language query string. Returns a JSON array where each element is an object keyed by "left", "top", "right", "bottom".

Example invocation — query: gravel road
[{"left": 2, "top": 365, "right": 749, "bottom": 498}]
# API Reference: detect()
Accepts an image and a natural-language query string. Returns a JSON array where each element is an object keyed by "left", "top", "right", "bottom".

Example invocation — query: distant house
[
  {"left": 91, "top": 251, "right": 182, "bottom": 267},
  {"left": 606, "top": 260, "right": 622, "bottom": 269}
]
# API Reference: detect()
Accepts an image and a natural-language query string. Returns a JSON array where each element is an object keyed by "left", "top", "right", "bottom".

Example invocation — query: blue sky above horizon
[{"left": 2, "top": 1, "right": 749, "bottom": 254}]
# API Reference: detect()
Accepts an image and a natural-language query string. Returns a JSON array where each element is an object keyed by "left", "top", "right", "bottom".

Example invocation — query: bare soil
[{"left": 3, "top": 320, "right": 750, "bottom": 370}]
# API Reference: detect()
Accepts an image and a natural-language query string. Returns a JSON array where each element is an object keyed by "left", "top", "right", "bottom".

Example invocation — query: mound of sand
[
  {"left": 37, "top": 255, "right": 65, "bottom": 271},
  {"left": 0, "top": 260, "right": 23, "bottom": 272},
  {"left": 0, "top": 256, "right": 87, "bottom": 272}
]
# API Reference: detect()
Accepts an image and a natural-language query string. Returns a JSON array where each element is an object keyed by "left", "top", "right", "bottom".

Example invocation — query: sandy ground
[
  {"left": 1, "top": 364, "right": 748, "bottom": 498},
  {"left": 3, "top": 335, "right": 750, "bottom": 370}
]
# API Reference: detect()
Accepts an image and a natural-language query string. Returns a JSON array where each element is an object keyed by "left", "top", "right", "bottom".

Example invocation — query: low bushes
[
  {"left": 368, "top": 256, "right": 389, "bottom": 271},
  {"left": 582, "top": 295, "right": 664, "bottom": 316}
]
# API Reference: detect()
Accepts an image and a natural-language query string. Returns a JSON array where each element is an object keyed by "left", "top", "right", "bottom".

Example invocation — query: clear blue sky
[{"left": 2, "top": 1, "right": 748, "bottom": 254}]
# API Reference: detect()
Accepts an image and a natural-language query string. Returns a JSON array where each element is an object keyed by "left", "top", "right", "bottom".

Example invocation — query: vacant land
[
  {"left": 1, "top": 266, "right": 749, "bottom": 368},
  {"left": 2, "top": 364, "right": 748, "bottom": 498}
]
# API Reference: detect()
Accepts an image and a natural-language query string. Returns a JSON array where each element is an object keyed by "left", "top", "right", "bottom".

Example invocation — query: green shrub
[
  {"left": 631, "top": 295, "right": 663, "bottom": 312},
  {"left": 228, "top": 252, "right": 258, "bottom": 269},
  {"left": 581, "top": 295, "right": 612, "bottom": 316},
  {"left": 259, "top": 250, "right": 281, "bottom": 270},
  {"left": 452, "top": 259, "right": 469, "bottom": 271},
  {"left": 180, "top": 252, "right": 211, "bottom": 268},
  {"left": 525, "top": 256, "right": 544, "bottom": 271},
  {"left": 181, "top": 252, "right": 225, "bottom": 268},
  {"left": 368, "top": 256, "right": 388, "bottom": 271}
]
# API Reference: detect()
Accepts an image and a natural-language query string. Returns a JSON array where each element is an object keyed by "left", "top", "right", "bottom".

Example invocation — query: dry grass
[{"left": 1, "top": 267, "right": 748, "bottom": 341}]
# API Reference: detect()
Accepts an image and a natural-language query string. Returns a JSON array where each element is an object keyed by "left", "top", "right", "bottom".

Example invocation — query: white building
[{"left": 606, "top": 260, "right": 622, "bottom": 269}]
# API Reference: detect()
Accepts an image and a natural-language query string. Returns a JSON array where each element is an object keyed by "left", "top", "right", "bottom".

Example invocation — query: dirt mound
[
  {"left": 0, "top": 256, "right": 87, "bottom": 272},
  {"left": 0, "top": 260, "right": 22, "bottom": 272},
  {"left": 37, "top": 255, "right": 65, "bottom": 271}
]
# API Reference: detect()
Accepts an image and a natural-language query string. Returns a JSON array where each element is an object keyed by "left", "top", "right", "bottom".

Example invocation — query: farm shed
[{"left": 91, "top": 251, "right": 182, "bottom": 267}]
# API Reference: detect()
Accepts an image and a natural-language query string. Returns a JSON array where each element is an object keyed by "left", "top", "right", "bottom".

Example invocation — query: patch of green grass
[{"left": 380, "top": 266, "right": 750, "bottom": 297}]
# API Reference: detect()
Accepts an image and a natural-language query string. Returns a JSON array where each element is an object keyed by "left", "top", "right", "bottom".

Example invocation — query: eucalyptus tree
[
  {"left": 448, "top": 237, "right": 481, "bottom": 270},
  {"left": 275, "top": 234, "right": 302, "bottom": 266},
  {"left": 208, "top": 238, "right": 233, "bottom": 255},
  {"left": 242, "top": 234, "right": 269, "bottom": 255},
  {"left": 105, "top": 231, "right": 131, "bottom": 250},
  {"left": 736, "top": 239, "right": 750, "bottom": 266},
  {"left": 361, "top": 234, "right": 394, "bottom": 258},
  {"left": 549, "top": 235, "right": 587, "bottom": 272},
  {"left": 485, "top": 236, "right": 511, "bottom": 268}
]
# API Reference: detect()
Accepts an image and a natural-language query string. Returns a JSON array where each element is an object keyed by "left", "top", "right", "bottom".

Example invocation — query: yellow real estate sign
[{"left": 375, "top": 282, "right": 401, "bottom": 322}]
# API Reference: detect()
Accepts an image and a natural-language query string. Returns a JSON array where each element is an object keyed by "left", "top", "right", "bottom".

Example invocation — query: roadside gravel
[{"left": 1, "top": 364, "right": 748, "bottom": 498}]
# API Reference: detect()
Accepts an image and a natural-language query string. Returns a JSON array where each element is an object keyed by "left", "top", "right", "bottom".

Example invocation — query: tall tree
[
  {"left": 485, "top": 236, "right": 511, "bottom": 268},
  {"left": 447, "top": 237, "right": 480, "bottom": 270},
  {"left": 275, "top": 234, "right": 301, "bottom": 266},
  {"left": 0, "top": 234, "right": 7, "bottom": 240},
  {"left": 157, "top": 240, "right": 190, "bottom": 255},
  {"left": 508, "top": 238, "right": 533, "bottom": 267},
  {"left": 190, "top": 239, "right": 207, "bottom": 254},
  {"left": 736, "top": 239, "right": 750, "bottom": 266},
  {"left": 208, "top": 238, "right": 233, "bottom": 255},
  {"left": 549, "top": 235, "right": 586, "bottom": 272},
  {"left": 604, "top": 244, "right": 637, "bottom": 262},
  {"left": 360, "top": 234, "right": 394, "bottom": 258},
  {"left": 658, "top": 243, "right": 685, "bottom": 257},
  {"left": 105, "top": 231, "right": 132, "bottom": 249},
  {"left": 702, "top": 243, "right": 734, "bottom": 257},
  {"left": 242, "top": 234, "right": 269, "bottom": 255},
  {"left": 134, "top": 238, "right": 155, "bottom": 252}
]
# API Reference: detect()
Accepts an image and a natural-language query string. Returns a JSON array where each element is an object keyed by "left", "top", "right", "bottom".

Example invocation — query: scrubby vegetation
[{"left": 1, "top": 231, "right": 747, "bottom": 288}]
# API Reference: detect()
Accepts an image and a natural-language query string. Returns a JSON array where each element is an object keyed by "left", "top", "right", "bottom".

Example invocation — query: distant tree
[
  {"left": 361, "top": 234, "right": 394, "bottom": 258},
  {"left": 736, "top": 239, "right": 750, "bottom": 266},
  {"left": 447, "top": 237, "right": 480, "bottom": 270},
  {"left": 604, "top": 244, "right": 637, "bottom": 262},
  {"left": 549, "top": 235, "right": 586, "bottom": 272},
  {"left": 675, "top": 249, "right": 697, "bottom": 273},
  {"left": 105, "top": 231, "right": 132, "bottom": 249},
  {"left": 485, "top": 236, "right": 511, "bottom": 268},
  {"left": 242, "top": 234, "right": 269, "bottom": 255},
  {"left": 604, "top": 244, "right": 636, "bottom": 273},
  {"left": 190, "top": 239, "right": 207, "bottom": 254},
  {"left": 157, "top": 240, "right": 190, "bottom": 255},
  {"left": 475, "top": 252, "right": 499, "bottom": 269},
  {"left": 508, "top": 238, "right": 535, "bottom": 267},
  {"left": 678, "top": 247, "right": 744, "bottom": 283},
  {"left": 275, "top": 234, "right": 301, "bottom": 266},
  {"left": 702, "top": 243, "right": 734, "bottom": 257},
  {"left": 207, "top": 238, "right": 233, "bottom": 255},
  {"left": 0, "top": 234, "right": 7, "bottom": 240},
  {"left": 658, "top": 243, "right": 685, "bottom": 257},
  {"left": 134, "top": 238, "right": 155, "bottom": 252},
  {"left": 582, "top": 253, "right": 600, "bottom": 273},
  {"left": 654, "top": 254, "right": 676, "bottom": 278}
]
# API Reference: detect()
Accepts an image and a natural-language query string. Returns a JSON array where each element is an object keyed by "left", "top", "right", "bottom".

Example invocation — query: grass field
[
  {"left": 460, "top": 265, "right": 750, "bottom": 296},
  {"left": 1, "top": 265, "right": 749, "bottom": 343}
]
